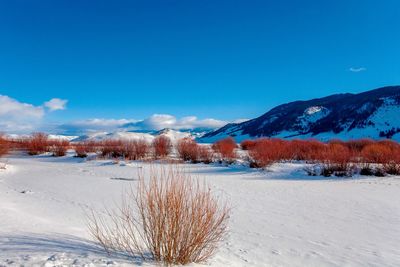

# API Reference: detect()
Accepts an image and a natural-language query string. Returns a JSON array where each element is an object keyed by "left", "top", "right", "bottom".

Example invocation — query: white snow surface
[{"left": 0, "top": 154, "right": 400, "bottom": 266}]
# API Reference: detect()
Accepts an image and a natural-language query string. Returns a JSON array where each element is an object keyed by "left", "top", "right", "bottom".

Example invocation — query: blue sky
[{"left": 0, "top": 0, "right": 399, "bottom": 133}]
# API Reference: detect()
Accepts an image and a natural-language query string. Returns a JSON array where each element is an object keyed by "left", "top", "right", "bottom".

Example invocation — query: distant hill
[{"left": 201, "top": 86, "right": 400, "bottom": 142}]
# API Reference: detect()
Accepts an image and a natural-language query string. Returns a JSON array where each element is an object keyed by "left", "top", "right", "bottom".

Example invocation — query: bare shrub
[
  {"left": 212, "top": 137, "right": 236, "bottom": 162},
  {"left": 87, "top": 166, "right": 230, "bottom": 265},
  {"left": 152, "top": 136, "right": 172, "bottom": 159},
  {"left": 122, "top": 140, "right": 149, "bottom": 160},
  {"left": 26, "top": 132, "right": 49, "bottom": 155},
  {"left": 99, "top": 139, "right": 124, "bottom": 158},
  {"left": 240, "top": 140, "right": 256, "bottom": 150},
  {"left": 198, "top": 145, "right": 214, "bottom": 164},
  {"left": 74, "top": 141, "right": 99, "bottom": 158},
  {"left": 359, "top": 163, "right": 374, "bottom": 176},
  {"left": 288, "top": 139, "right": 326, "bottom": 162},
  {"left": 177, "top": 138, "right": 200, "bottom": 163},
  {"left": 360, "top": 141, "right": 400, "bottom": 176},
  {"left": 0, "top": 135, "right": 9, "bottom": 157},
  {"left": 49, "top": 140, "right": 70, "bottom": 157},
  {"left": 320, "top": 143, "right": 354, "bottom": 177},
  {"left": 247, "top": 138, "right": 290, "bottom": 168},
  {"left": 360, "top": 143, "right": 392, "bottom": 164}
]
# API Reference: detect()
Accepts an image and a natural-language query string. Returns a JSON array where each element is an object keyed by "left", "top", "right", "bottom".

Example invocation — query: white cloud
[
  {"left": 349, "top": 67, "right": 366, "bottom": 73},
  {"left": 44, "top": 98, "right": 68, "bottom": 111},
  {"left": 129, "top": 114, "right": 228, "bottom": 131},
  {"left": 0, "top": 95, "right": 69, "bottom": 133},
  {"left": 59, "top": 114, "right": 231, "bottom": 135},
  {"left": 0, "top": 95, "right": 45, "bottom": 132},
  {"left": 59, "top": 118, "right": 137, "bottom": 134}
]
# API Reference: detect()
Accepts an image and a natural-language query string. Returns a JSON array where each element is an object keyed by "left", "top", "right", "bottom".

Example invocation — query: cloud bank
[
  {"left": 0, "top": 95, "right": 237, "bottom": 135},
  {"left": 127, "top": 114, "right": 227, "bottom": 131},
  {"left": 59, "top": 114, "right": 232, "bottom": 135},
  {"left": 0, "top": 95, "right": 67, "bottom": 133}
]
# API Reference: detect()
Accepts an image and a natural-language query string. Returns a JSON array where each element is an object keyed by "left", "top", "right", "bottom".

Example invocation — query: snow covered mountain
[
  {"left": 201, "top": 86, "right": 400, "bottom": 142},
  {"left": 71, "top": 128, "right": 193, "bottom": 143}
]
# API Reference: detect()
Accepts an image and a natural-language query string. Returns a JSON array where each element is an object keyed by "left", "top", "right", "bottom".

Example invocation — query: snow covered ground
[{"left": 0, "top": 153, "right": 399, "bottom": 267}]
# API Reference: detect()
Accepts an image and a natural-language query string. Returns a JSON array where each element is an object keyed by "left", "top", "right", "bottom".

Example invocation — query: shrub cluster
[
  {"left": 177, "top": 138, "right": 213, "bottom": 164},
  {"left": 96, "top": 139, "right": 150, "bottom": 160},
  {"left": 49, "top": 140, "right": 70, "bottom": 157},
  {"left": 74, "top": 141, "right": 99, "bottom": 158},
  {"left": 212, "top": 137, "right": 237, "bottom": 162},
  {"left": 152, "top": 136, "right": 172, "bottom": 159},
  {"left": 243, "top": 138, "right": 400, "bottom": 177},
  {"left": 360, "top": 140, "right": 400, "bottom": 176},
  {"left": 0, "top": 135, "right": 9, "bottom": 157},
  {"left": 25, "top": 132, "right": 50, "bottom": 155}
]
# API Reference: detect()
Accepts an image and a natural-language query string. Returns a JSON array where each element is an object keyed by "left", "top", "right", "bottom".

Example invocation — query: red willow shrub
[
  {"left": 320, "top": 143, "right": 354, "bottom": 177},
  {"left": 287, "top": 139, "right": 327, "bottom": 161},
  {"left": 198, "top": 145, "right": 213, "bottom": 164},
  {"left": 345, "top": 139, "right": 375, "bottom": 153},
  {"left": 152, "top": 136, "right": 172, "bottom": 159},
  {"left": 122, "top": 140, "right": 149, "bottom": 160},
  {"left": 177, "top": 138, "right": 200, "bottom": 163},
  {"left": 49, "top": 140, "right": 70, "bottom": 157},
  {"left": 361, "top": 142, "right": 392, "bottom": 164},
  {"left": 0, "top": 135, "right": 9, "bottom": 157},
  {"left": 99, "top": 139, "right": 124, "bottom": 158},
  {"left": 360, "top": 141, "right": 400, "bottom": 175},
  {"left": 212, "top": 137, "right": 237, "bottom": 162},
  {"left": 74, "top": 140, "right": 99, "bottom": 158},
  {"left": 177, "top": 139, "right": 214, "bottom": 164},
  {"left": 26, "top": 132, "right": 50, "bottom": 155},
  {"left": 240, "top": 140, "right": 257, "bottom": 150},
  {"left": 247, "top": 138, "right": 291, "bottom": 168}
]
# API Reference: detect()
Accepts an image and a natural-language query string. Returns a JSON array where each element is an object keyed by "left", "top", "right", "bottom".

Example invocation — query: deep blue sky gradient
[{"left": 1, "top": 0, "right": 399, "bottom": 122}]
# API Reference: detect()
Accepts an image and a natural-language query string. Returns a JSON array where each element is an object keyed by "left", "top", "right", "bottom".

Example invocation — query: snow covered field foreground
[{"left": 0, "top": 153, "right": 399, "bottom": 267}]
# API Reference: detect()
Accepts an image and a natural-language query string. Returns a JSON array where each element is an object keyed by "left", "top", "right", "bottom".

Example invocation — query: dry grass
[{"left": 87, "top": 166, "right": 230, "bottom": 265}]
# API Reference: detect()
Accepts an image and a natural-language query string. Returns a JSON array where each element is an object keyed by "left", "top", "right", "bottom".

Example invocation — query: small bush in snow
[
  {"left": 0, "top": 135, "right": 9, "bottom": 157},
  {"left": 177, "top": 138, "right": 200, "bottom": 163},
  {"left": 88, "top": 166, "right": 230, "bottom": 265},
  {"left": 152, "top": 136, "right": 172, "bottom": 159},
  {"left": 320, "top": 143, "right": 355, "bottom": 177},
  {"left": 49, "top": 140, "right": 70, "bottom": 157},
  {"left": 198, "top": 145, "right": 214, "bottom": 164},
  {"left": 26, "top": 132, "right": 50, "bottom": 155},
  {"left": 121, "top": 140, "right": 149, "bottom": 160},
  {"left": 240, "top": 140, "right": 257, "bottom": 150},
  {"left": 99, "top": 139, "right": 124, "bottom": 158},
  {"left": 212, "top": 137, "right": 236, "bottom": 163}
]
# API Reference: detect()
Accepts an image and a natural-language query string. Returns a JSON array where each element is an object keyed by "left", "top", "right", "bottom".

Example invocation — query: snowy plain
[{"left": 0, "top": 152, "right": 399, "bottom": 267}]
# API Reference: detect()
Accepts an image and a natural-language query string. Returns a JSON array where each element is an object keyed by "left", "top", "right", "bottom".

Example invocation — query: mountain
[
  {"left": 71, "top": 128, "right": 193, "bottom": 143},
  {"left": 201, "top": 86, "right": 400, "bottom": 142}
]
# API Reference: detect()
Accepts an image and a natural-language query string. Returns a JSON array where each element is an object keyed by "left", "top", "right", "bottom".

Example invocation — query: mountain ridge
[{"left": 201, "top": 86, "right": 400, "bottom": 142}]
